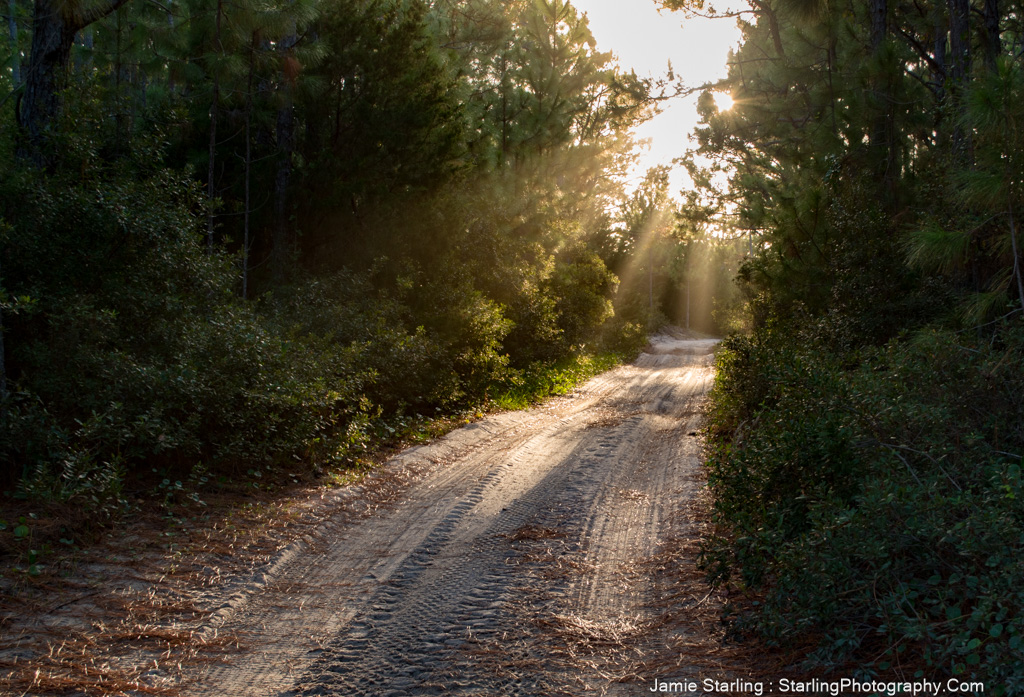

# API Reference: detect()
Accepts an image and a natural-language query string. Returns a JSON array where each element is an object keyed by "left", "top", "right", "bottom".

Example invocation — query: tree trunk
[
  {"left": 17, "top": 0, "right": 129, "bottom": 166},
  {"left": 18, "top": 0, "right": 77, "bottom": 165},
  {"left": 1009, "top": 201, "right": 1024, "bottom": 313},
  {"left": 982, "top": 0, "right": 1000, "bottom": 73},
  {"left": 0, "top": 258, "right": 7, "bottom": 404},
  {"left": 751, "top": 0, "right": 785, "bottom": 58},
  {"left": 948, "top": 0, "right": 970, "bottom": 84},
  {"left": 868, "top": 0, "right": 897, "bottom": 203},
  {"left": 932, "top": 15, "right": 947, "bottom": 102},
  {"left": 948, "top": 0, "right": 971, "bottom": 164},
  {"left": 272, "top": 31, "right": 296, "bottom": 284},
  {"left": 272, "top": 91, "right": 294, "bottom": 283},
  {"left": 206, "top": 0, "right": 223, "bottom": 253},
  {"left": 243, "top": 34, "right": 255, "bottom": 300},
  {"left": 206, "top": 77, "right": 218, "bottom": 252},
  {"left": 869, "top": 0, "right": 887, "bottom": 51},
  {"left": 8, "top": 0, "right": 19, "bottom": 87}
]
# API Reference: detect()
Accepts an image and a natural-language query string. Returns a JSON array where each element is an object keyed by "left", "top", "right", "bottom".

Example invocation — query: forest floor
[{"left": 1, "top": 332, "right": 787, "bottom": 696}]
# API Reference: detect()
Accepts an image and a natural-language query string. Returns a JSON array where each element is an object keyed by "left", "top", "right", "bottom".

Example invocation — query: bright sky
[{"left": 571, "top": 0, "right": 745, "bottom": 194}]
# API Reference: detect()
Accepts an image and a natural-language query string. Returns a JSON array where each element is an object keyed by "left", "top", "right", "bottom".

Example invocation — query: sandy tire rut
[{"left": 188, "top": 336, "right": 719, "bottom": 696}]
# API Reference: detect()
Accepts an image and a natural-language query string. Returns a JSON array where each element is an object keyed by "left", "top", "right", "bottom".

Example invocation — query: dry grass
[
  {"left": 0, "top": 453, "right": 430, "bottom": 696},
  {"left": 631, "top": 480, "right": 803, "bottom": 684},
  {"left": 502, "top": 524, "right": 567, "bottom": 542},
  {"left": 466, "top": 468, "right": 802, "bottom": 695}
]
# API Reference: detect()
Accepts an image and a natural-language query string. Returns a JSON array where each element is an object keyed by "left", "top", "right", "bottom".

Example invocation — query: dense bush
[
  {"left": 0, "top": 0, "right": 669, "bottom": 561},
  {"left": 703, "top": 321, "right": 1024, "bottom": 686},
  {"left": 0, "top": 144, "right": 638, "bottom": 524},
  {"left": 0, "top": 156, "right": 379, "bottom": 497}
]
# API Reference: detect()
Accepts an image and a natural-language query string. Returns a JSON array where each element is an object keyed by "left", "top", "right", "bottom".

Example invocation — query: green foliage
[
  {"left": 683, "top": 1, "right": 1024, "bottom": 683},
  {"left": 0, "top": 155, "right": 359, "bottom": 490},
  {"left": 547, "top": 248, "right": 617, "bottom": 349},
  {"left": 490, "top": 349, "right": 623, "bottom": 411},
  {"left": 299, "top": 0, "right": 467, "bottom": 210},
  {"left": 703, "top": 321, "right": 1024, "bottom": 683},
  {"left": 0, "top": 0, "right": 662, "bottom": 546}
]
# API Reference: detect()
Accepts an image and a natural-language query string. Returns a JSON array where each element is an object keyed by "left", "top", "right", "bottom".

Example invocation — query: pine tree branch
[{"left": 80, "top": 0, "right": 132, "bottom": 29}]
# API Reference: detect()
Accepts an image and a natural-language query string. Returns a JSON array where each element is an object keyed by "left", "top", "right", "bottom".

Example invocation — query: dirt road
[{"left": 188, "top": 334, "right": 719, "bottom": 696}]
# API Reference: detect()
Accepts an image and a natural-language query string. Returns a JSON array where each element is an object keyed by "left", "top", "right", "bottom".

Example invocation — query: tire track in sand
[{"left": 187, "top": 335, "right": 718, "bottom": 696}]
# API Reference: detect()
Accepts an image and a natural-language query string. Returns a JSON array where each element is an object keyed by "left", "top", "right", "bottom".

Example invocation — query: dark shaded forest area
[
  {"left": 0, "top": 0, "right": 740, "bottom": 525},
  {"left": 666, "top": 0, "right": 1024, "bottom": 687}
]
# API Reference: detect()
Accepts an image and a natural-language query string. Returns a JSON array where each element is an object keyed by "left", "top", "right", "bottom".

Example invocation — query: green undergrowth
[
  {"left": 0, "top": 139, "right": 645, "bottom": 555},
  {"left": 489, "top": 350, "right": 626, "bottom": 411},
  {"left": 0, "top": 343, "right": 631, "bottom": 584},
  {"left": 702, "top": 318, "right": 1024, "bottom": 688}
]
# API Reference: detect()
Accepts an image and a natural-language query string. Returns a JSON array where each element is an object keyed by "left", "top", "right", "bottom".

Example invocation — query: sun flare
[{"left": 712, "top": 91, "right": 734, "bottom": 111}]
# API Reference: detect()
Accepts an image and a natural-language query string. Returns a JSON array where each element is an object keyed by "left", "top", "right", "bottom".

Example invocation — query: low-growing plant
[{"left": 702, "top": 319, "right": 1024, "bottom": 686}]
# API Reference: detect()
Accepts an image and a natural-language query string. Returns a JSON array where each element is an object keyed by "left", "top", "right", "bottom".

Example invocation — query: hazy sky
[{"left": 570, "top": 0, "right": 744, "bottom": 192}]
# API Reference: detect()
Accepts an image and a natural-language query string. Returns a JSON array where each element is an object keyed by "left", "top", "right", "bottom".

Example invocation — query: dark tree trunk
[
  {"left": 7, "top": 0, "right": 19, "bottom": 87},
  {"left": 243, "top": 33, "right": 256, "bottom": 300},
  {"left": 948, "top": 0, "right": 971, "bottom": 164},
  {"left": 272, "top": 32, "right": 296, "bottom": 283},
  {"left": 751, "top": 0, "right": 785, "bottom": 58},
  {"left": 0, "top": 259, "right": 6, "bottom": 404},
  {"left": 933, "top": 15, "right": 947, "bottom": 101},
  {"left": 206, "top": 0, "right": 223, "bottom": 253},
  {"left": 869, "top": 0, "right": 887, "bottom": 51},
  {"left": 17, "top": 0, "right": 129, "bottom": 166},
  {"left": 982, "top": 0, "right": 1000, "bottom": 73},
  {"left": 272, "top": 89, "right": 294, "bottom": 283},
  {"left": 18, "top": 1, "right": 77, "bottom": 165},
  {"left": 948, "top": 0, "right": 970, "bottom": 84},
  {"left": 868, "top": 0, "right": 897, "bottom": 204},
  {"left": 206, "top": 75, "right": 219, "bottom": 252}
]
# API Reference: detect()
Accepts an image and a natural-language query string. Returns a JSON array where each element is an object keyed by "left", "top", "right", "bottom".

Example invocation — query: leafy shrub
[
  {"left": 703, "top": 320, "right": 1024, "bottom": 686},
  {"left": 546, "top": 248, "right": 617, "bottom": 350},
  {"left": 0, "top": 152, "right": 375, "bottom": 506},
  {"left": 491, "top": 350, "right": 623, "bottom": 411}
]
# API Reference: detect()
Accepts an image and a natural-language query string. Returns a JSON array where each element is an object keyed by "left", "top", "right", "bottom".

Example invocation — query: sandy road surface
[{"left": 188, "top": 335, "right": 719, "bottom": 696}]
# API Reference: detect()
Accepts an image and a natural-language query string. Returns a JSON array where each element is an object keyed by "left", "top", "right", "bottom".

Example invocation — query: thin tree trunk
[
  {"left": 206, "top": 0, "right": 223, "bottom": 253},
  {"left": 1010, "top": 202, "right": 1024, "bottom": 313},
  {"left": 243, "top": 34, "right": 255, "bottom": 300},
  {"left": 166, "top": 0, "right": 175, "bottom": 92},
  {"left": 685, "top": 278, "right": 690, "bottom": 330},
  {"left": 827, "top": 30, "right": 838, "bottom": 137},
  {"left": 500, "top": 49, "right": 509, "bottom": 162},
  {"left": 933, "top": 15, "right": 947, "bottom": 101},
  {"left": 983, "top": 0, "right": 1000, "bottom": 73},
  {"left": 113, "top": 11, "right": 130, "bottom": 151},
  {"left": 0, "top": 258, "right": 7, "bottom": 404},
  {"left": 8, "top": 0, "right": 19, "bottom": 87},
  {"left": 272, "top": 29, "right": 296, "bottom": 283},
  {"left": 648, "top": 244, "right": 653, "bottom": 315},
  {"left": 272, "top": 90, "right": 294, "bottom": 283},
  {"left": 948, "top": 0, "right": 972, "bottom": 164}
]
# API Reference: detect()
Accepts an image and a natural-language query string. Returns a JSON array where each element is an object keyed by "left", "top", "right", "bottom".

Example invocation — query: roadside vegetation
[
  {"left": 665, "top": 0, "right": 1024, "bottom": 687},
  {"left": 0, "top": 0, "right": 748, "bottom": 584}
]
